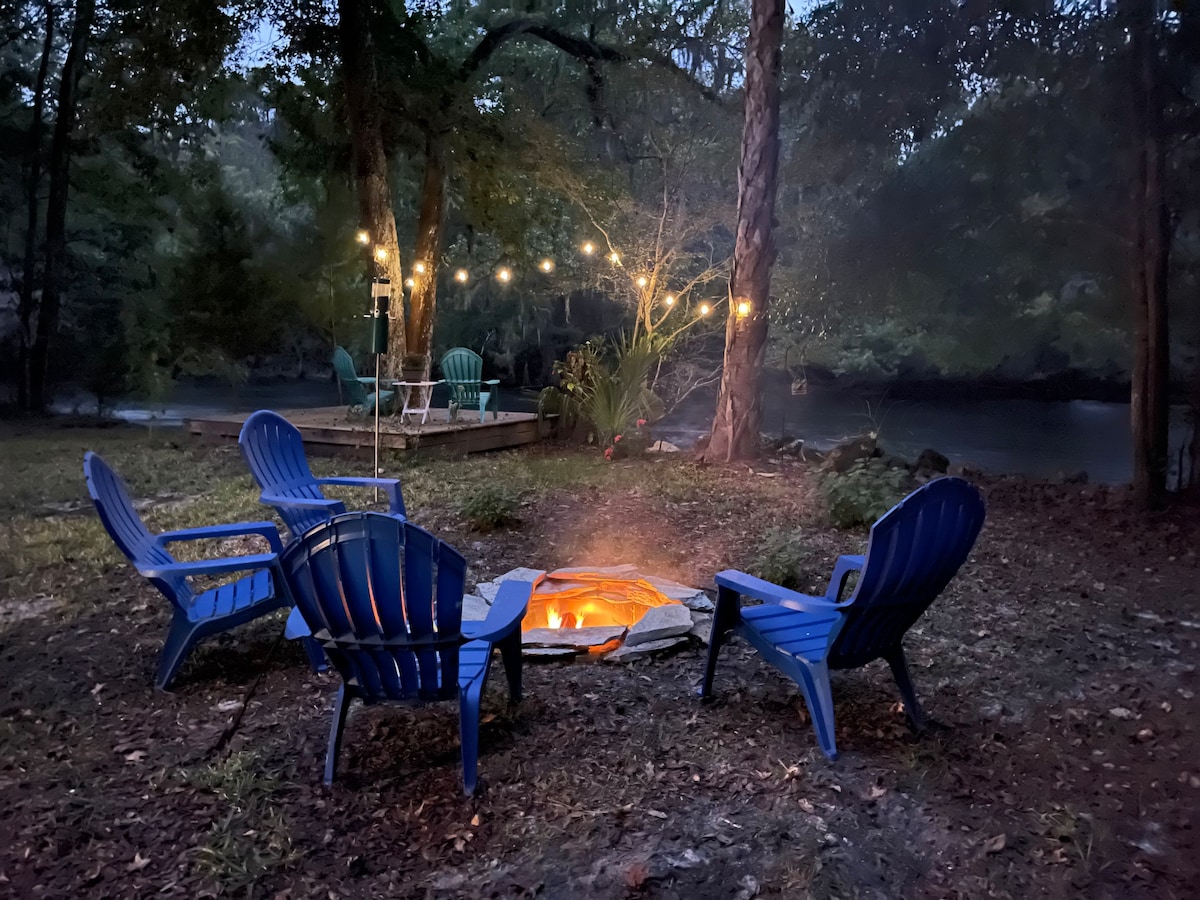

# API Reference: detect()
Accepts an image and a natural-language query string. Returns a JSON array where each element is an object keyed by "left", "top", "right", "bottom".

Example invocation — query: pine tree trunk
[
  {"left": 1129, "top": 0, "right": 1171, "bottom": 508},
  {"left": 16, "top": 0, "right": 55, "bottom": 410},
  {"left": 700, "top": 0, "right": 784, "bottom": 463},
  {"left": 405, "top": 133, "right": 448, "bottom": 377},
  {"left": 338, "top": 0, "right": 406, "bottom": 373},
  {"left": 29, "top": 0, "right": 94, "bottom": 412}
]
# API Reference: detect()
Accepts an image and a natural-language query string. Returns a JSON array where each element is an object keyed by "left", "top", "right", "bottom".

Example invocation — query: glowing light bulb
[
  {"left": 414, "top": 261, "right": 426, "bottom": 274},
  {"left": 540, "top": 258, "right": 555, "bottom": 273},
  {"left": 609, "top": 252, "right": 620, "bottom": 265},
  {"left": 404, "top": 277, "right": 415, "bottom": 289},
  {"left": 736, "top": 300, "right": 751, "bottom": 317},
  {"left": 664, "top": 295, "right": 675, "bottom": 306},
  {"left": 699, "top": 303, "right": 711, "bottom": 316},
  {"left": 374, "top": 246, "right": 388, "bottom": 263},
  {"left": 636, "top": 275, "right": 648, "bottom": 288},
  {"left": 581, "top": 241, "right": 595, "bottom": 255},
  {"left": 496, "top": 267, "right": 512, "bottom": 283},
  {"left": 454, "top": 268, "right": 469, "bottom": 283},
  {"left": 355, "top": 230, "right": 370, "bottom": 245}
]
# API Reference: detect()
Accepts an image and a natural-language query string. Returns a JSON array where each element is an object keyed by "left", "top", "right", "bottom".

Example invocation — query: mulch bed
[{"left": 1, "top": 449, "right": 1197, "bottom": 898}]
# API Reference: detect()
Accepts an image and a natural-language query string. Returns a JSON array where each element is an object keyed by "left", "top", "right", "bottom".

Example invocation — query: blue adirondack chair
[
  {"left": 278, "top": 512, "right": 531, "bottom": 794},
  {"left": 84, "top": 451, "right": 290, "bottom": 690},
  {"left": 238, "top": 409, "right": 406, "bottom": 540},
  {"left": 332, "top": 346, "right": 395, "bottom": 415},
  {"left": 701, "top": 476, "right": 986, "bottom": 759},
  {"left": 439, "top": 347, "right": 500, "bottom": 423}
]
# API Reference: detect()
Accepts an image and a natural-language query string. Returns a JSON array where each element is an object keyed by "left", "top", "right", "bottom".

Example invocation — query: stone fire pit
[{"left": 464, "top": 564, "right": 714, "bottom": 662}]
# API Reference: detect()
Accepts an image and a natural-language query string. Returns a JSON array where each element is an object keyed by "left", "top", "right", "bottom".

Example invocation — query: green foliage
[
  {"left": 540, "top": 333, "right": 665, "bottom": 456},
  {"left": 456, "top": 483, "right": 522, "bottom": 532},
  {"left": 820, "top": 458, "right": 913, "bottom": 530},
  {"left": 747, "top": 527, "right": 814, "bottom": 590}
]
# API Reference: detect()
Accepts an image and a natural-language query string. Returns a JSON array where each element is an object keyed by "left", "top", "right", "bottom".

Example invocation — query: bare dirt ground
[{"left": 0, "top": 423, "right": 1197, "bottom": 898}]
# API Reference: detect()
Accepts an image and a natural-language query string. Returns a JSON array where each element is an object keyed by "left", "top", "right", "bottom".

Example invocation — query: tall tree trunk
[
  {"left": 29, "top": 0, "right": 93, "bottom": 412},
  {"left": 1129, "top": 0, "right": 1171, "bottom": 508},
  {"left": 338, "top": 0, "right": 405, "bottom": 373},
  {"left": 700, "top": 0, "right": 784, "bottom": 463},
  {"left": 405, "top": 132, "right": 448, "bottom": 376},
  {"left": 17, "top": 0, "right": 56, "bottom": 410}
]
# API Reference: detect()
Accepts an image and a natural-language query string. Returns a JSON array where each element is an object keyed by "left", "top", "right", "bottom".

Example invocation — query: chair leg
[
  {"left": 324, "top": 684, "right": 352, "bottom": 786},
  {"left": 699, "top": 586, "right": 740, "bottom": 698},
  {"left": 303, "top": 636, "right": 328, "bottom": 673},
  {"left": 883, "top": 646, "right": 928, "bottom": 731},
  {"left": 797, "top": 661, "right": 839, "bottom": 760},
  {"left": 156, "top": 613, "right": 202, "bottom": 691},
  {"left": 497, "top": 631, "right": 523, "bottom": 703},
  {"left": 459, "top": 683, "right": 483, "bottom": 796}
]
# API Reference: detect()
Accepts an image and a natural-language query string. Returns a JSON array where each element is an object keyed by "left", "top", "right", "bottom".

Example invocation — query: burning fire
[{"left": 525, "top": 570, "right": 678, "bottom": 631}]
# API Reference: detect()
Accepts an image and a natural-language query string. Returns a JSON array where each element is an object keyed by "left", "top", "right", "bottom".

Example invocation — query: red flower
[
  {"left": 604, "top": 447, "right": 614, "bottom": 460},
  {"left": 613, "top": 434, "right": 622, "bottom": 442},
  {"left": 636, "top": 418, "right": 647, "bottom": 427}
]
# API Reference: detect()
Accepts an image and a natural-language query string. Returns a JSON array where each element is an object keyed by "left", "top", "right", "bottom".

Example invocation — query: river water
[{"left": 54, "top": 379, "right": 1191, "bottom": 486}]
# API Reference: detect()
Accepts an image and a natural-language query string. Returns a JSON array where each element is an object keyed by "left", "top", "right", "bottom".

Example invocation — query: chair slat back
[
  {"left": 238, "top": 410, "right": 336, "bottom": 537},
  {"left": 831, "top": 477, "right": 985, "bottom": 668},
  {"left": 439, "top": 347, "right": 484, "bottom": 406},
  {"left": 83, "top": 452, "right": 191, "bottom": 606},
  {"left": 280, "top": 513, "right": 468, "bottom": 702},
  {"left": 332, "top": 347, "right": 370, "bottom": 406}
]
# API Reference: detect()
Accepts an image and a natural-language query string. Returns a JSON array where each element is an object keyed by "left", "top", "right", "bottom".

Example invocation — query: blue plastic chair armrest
[
  {"left": 462, "top": 580, "right": 532, "bottom": 644},
  {"left": 140, "top": 552, "right": 278, "bottom": 580},
  {"left": 824, "top": 554, "right": 865, "bottom": 602},
  {"left": 156, "top": 521, "right": 284, "bottom": 554},
  {"left": 316, "top": 477, "right": 406, "bottom": 517},
  {"left": 259, "top": 492, "right": 345, "bottom": 512},
  {"left": 356, "top": 377, "right": 378, "bottom": 385},
  {"left": 482, "top": 379, "right": 500, "bottom": 386},
  {"left": 714, "top": 569, "right": 845, "bottom": 613},
  {"left": 284, "top": 606, "right": 312, "bottom": 640}
]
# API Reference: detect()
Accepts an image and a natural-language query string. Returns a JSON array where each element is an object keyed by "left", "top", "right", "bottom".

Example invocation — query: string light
[
  {"left": 699, "top": 303, "right": 711, "bottom": 316},
  {"left": 413, "top": 261, "right": 426, "bottom": 275},
  {"left": 609, "top": 251, "right": 620, "bottom": 265},
  {"left": 664, "top": 295, "right": 675, "bottom": 307},
  {"left": 635, "top": 275, "right": 648, "bottom": 288},
  {"left": 540, "top": 258, "right": 555, "bottom": 273},
  {"left": 496, "top": 267, "right": 512, "bottom": 283},
  {"left": 454, "top": 268, "right": 469, "bottom": 283},
  {"left": 374, "top": 246, "right": 388, "bottom": 263},
  {"left": 404, "top": 277, "right": 415, "bottom": 289},
  {"left": 736, "top": 300, "right": 752, "bottom": 317},
  {"left": 581, "top": 241, "right": 595, "bottom": 255},
  {"left": 355, "top": 230, "right": 370, "bottom": 245}
]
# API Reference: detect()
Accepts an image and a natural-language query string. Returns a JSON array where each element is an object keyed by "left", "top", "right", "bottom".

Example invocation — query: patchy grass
[{"left": 1, "top": 421, "right": 1198, "bottom": 899}]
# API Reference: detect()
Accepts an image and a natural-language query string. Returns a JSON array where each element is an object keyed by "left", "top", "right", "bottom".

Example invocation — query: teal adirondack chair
[
  {"left": 332, "top": 346, "right": 394, "bottom": 415},
  {"left": 439, "top": 347, "right": 499, "bottom": 423}
]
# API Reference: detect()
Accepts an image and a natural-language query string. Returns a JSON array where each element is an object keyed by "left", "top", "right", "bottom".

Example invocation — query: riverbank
[{"left": 0, "top": 422, "right": 1196, "bottom": 897}]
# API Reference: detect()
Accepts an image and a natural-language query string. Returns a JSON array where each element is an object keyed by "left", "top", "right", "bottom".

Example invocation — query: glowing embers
[{"left": 525, "top": 568, "right": 680, "bottom": 632}]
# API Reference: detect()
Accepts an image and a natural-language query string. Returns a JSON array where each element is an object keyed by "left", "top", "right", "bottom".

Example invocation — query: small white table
[{"left": 390, "top": 380, "right": 441, "bottom": 425}]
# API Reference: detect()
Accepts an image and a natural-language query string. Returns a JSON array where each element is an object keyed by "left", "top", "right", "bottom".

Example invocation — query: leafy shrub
[
  {"left": 821, "top": 458, "right": 913, "bottom": 529},
  {"left": 747, "top": 526, "right": 813, "bottom": 590},
  {"left": 457, "top": 483, "right": 522, "bottom": 532}
]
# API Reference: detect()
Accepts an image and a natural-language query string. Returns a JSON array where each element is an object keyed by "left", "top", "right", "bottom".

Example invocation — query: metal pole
[{"left": 374, "top": 353, "right": 381, "bottom": 503}]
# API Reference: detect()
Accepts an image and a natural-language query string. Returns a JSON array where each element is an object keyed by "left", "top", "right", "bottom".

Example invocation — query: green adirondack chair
[
  {"left": 439, "top": 347, "right": 500, "bottom": 423},
  {"left": 332, "top": 346, "right": 394, "bottom": 415}
]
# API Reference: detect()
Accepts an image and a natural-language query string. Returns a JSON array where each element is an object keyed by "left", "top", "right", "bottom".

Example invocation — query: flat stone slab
[
  {"left": 523, "top": 625, "right": 627, "bottom": 648},
  {"left": 496, "top": 567, "right": 547, "bottom": 584},
  {"left": 462, "top": 594, "right": 491, "bottom": 621},
  {"left": 625, "top": 603, "right": 694, "bottom": 646},
  {"left": 522, "top": 647, "right": 579, "bottom": 660},
  {"left": 688, "top": 613, "right": 714, "bottom": 645},
  {"left": 603, "top": 635, "right": 689, "bottom": 662}
]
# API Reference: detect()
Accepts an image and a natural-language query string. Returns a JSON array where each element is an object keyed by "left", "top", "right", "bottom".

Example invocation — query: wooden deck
[{"left": 185, "top": 407, "right": 549, "bottom": 457}]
